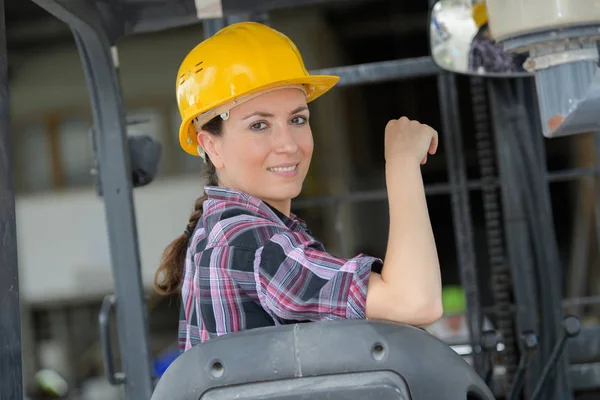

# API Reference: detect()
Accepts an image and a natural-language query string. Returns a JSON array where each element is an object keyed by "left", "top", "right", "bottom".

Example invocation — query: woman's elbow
[
  {"left": 366, "top": 288, "right": 443, "bottom": 327},
  {"left": 403, "top": 297, "right": 443, "bottom": 327},
  {"left": 372, "top": 293, "right": 442, "bottom": 327},
  {"left": 383, "top": 279, "right": 443, "bottom": 325}
]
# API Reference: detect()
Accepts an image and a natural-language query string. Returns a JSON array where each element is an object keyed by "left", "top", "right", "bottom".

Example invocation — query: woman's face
[{"left": 198, "top": 88, "right": 313, "bottom": 215}]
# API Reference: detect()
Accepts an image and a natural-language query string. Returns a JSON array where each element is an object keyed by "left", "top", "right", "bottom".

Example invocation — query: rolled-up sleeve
[{"left": 252, "top": 231, "right": 382, "bottom": 322}]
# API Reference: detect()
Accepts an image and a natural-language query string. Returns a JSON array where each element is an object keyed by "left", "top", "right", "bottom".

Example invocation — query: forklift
[{"left": 1, "top": 1, "right": 600, "bottom": 399}]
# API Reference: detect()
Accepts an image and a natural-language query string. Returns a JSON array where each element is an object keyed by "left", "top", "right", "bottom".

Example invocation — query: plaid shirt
[{"left": 178, "top": 186, "right": 382, "bottom": 352}]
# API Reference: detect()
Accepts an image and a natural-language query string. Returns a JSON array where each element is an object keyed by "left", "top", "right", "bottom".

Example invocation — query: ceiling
[{"left": 5, "top": 0, "right": 428, "bottom": 51}]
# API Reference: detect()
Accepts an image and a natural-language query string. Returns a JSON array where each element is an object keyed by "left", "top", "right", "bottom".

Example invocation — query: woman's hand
[{"left": 385, "top": 117, "right": 438, "bottom": 165}]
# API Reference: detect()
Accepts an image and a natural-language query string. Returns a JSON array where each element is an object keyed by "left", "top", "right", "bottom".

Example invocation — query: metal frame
[
  {"left": 0, "top": 0, "right": 597, "bottom": 399},
  {"left": 315, "top": 57, "right": 439, "bottom": 86},
  {"left": 487, "top": 78, "right": 570, "bottom": 399},
  {"left": 523, "top": 80, "right": 571, "bottom": 399},
  {"left": 487, "top": 79, "right": 544, "bottom": 395},
  {"left": 30, "top": 1, "right": 155, "bottom": 399},
  {"left": 0, "top": 1, "right": 24, "bottom": 399},
  {"left": 291, "top": 167, "right": 600, "bottom": 208},
  {"left": 469, "top": 76, "right": 518, "bottom": 392},
  {"left": 436, "top": 71, "right": 486, "bottom": 376}
]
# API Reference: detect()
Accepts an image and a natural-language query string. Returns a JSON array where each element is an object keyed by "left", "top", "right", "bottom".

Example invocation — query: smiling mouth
[{"left": 267, "top": 164, "right": 298, "bottom": 173}]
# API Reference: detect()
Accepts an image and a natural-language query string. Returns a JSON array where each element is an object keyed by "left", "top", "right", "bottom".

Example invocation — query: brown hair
[{"left": 153, "top": 116, "right": 223, "bottom": 295}]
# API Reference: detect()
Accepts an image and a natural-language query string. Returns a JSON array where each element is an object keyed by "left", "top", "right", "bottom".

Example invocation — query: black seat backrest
[{"left": 151, "top": 320, "right": 495, "bottom": 400}]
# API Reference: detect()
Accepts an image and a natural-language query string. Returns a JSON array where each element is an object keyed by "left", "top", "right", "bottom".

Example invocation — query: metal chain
[{"left": 470, "top": 76, "right": 518, "bottom": 390}]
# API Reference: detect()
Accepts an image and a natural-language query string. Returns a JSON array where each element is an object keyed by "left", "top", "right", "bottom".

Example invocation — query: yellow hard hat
[
  {"left": 472, "top": 2, "right": 488, "bottom": 29},
  {"left": 176, "top": 21, "right": 340, "bottom": 156}
]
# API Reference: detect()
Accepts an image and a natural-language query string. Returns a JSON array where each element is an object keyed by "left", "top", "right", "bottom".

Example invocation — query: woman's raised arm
[{"left": 365, "top": 117, "right": 443, "bottom": 327}]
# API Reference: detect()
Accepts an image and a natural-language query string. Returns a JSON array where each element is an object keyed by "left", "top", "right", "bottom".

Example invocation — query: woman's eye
[
  {"left": 291, "top": 115, "right": 308, "bottom": 125},
  {"left": 250, "top": 121, "right": 268, "bottom": 131}
]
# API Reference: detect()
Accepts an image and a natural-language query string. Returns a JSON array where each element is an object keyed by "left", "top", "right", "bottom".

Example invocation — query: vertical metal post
[
  {"left": 30, "top": 2, "right": 154, "bottom": 399},
  {"left": 488, "top": 78, "right": 572, "bottom": 399},
  {"left": 524, "top": 79, "right": 571, "bottom": 400},
  {"left": 470, "top": 76, "right": 518, "bottom": 392},
  {"left": 487, "top": 80, "right": 542, "bottom": 396},
  {"left": 72, "top": 29, "right": 154, "bottom": 400},
  {"left": 0, "top": 0, "right": 24, "bottom": 398},
  {"left": 436, "top": 71, "right": 485, "bottom": 375}
]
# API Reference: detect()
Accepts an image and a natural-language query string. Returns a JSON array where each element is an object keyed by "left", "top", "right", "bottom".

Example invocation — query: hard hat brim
[{"left": 179, "top": 74, "right": 340, "bottom": 156}]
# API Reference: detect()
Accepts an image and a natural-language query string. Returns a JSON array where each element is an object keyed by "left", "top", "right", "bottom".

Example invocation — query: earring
[{"left": 197, "top": 145, "right": 206, "bottom": 162}]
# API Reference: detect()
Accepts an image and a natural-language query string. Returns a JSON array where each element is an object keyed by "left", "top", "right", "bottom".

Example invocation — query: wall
[{"left": 16, "top": 174, "right": 205, "bottom": 304}]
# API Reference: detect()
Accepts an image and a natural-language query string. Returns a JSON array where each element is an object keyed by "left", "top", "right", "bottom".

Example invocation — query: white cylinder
[{"left": 486, "top": 0, "right": 600, "bottom": 41}]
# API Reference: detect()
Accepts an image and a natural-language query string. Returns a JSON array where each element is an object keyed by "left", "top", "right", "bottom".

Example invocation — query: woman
[{"left": 154, "top": 21, "right": 443, "bottom": 352}]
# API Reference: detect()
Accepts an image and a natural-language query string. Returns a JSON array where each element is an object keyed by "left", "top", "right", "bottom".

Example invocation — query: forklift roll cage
[{"left": 1, "top": 1, "right": 600, "bottom": 399}]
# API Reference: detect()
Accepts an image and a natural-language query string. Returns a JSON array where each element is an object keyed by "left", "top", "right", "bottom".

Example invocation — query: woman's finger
[{"left": 429, "top": 130, "right": 439, "bottom": 155}]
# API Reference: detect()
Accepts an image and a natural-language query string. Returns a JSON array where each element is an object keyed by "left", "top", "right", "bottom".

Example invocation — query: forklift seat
[{"left": 151, "top": 319, "right": 494, "bottom": 400}]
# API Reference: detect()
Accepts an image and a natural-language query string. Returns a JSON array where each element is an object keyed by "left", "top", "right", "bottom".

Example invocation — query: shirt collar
[{"left": 203, "top": 186, "right": 308, "bottom": 233}]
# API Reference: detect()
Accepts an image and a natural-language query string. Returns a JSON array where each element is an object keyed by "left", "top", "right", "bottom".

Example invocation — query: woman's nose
[{"left": 273, "top": 126, "right": 299, "bottom": 154}]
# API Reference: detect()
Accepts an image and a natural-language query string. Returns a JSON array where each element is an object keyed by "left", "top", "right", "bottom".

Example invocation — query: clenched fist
[{"left": 385, "top": 117, "right": 438, "bottom": 165}]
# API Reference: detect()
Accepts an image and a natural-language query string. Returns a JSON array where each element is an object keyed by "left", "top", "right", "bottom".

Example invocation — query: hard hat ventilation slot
[{"left": 195, "top": 61, "right": 204, "bottom": 74}]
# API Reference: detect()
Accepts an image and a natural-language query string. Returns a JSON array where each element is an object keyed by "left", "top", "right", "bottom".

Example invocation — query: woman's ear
[{"left": 197, "top": 131, "right": 224, "bottom": 169}]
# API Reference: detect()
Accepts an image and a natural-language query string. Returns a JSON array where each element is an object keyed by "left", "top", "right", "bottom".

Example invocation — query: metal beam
[
  {"left": 437, "top": 71, "right": 485, "bottom": 377},
  {"left": 524, "top": 80, "right": 572, "bottom": 399},
  {"left": 488, "top": 80, "right": 544, "bottom": 396},
  {"left": 469, "top": 76, "right": 518, "bottom": 387},
  {"left": 312, "top": 57, "right": 439, "bottom": 86},
  {"left": 31, "top": 1, "right": 154, "bottom": 399},
  {"left": 292, "top": 166, "right": 600, "bottom": 209},
  {"left": 0, "top": 0, "right": 23, "bottom": 398},
  {"left": 488, "top": 78, "right": 572, "bottom": 399}
]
